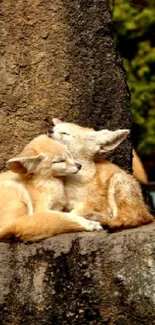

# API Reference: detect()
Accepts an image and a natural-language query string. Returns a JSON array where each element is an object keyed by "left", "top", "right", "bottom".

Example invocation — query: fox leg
[
  {"left": 0, "top": 211, "right": 102, "bottom": 242},
  {"left": 104, "top": 171, "right": 154, "bottom": 229},
  {"left": 85, "top": 172, "right": 154, "bottom": 229},
  {"left": 70, "top": 204, "right": 109, "bottom": 224}
]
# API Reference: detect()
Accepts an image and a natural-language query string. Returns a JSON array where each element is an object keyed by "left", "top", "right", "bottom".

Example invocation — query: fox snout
[
  {"left": 47, "top": 131, "right": 53, "bottom": 137},
  {"left": 48, "top": 129, "right": 61, "bottom": 141}
]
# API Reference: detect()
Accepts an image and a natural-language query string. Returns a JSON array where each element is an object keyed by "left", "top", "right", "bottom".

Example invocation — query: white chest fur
[
  {"left": 65, "top": 182, "right": 85, "bottom": 211},
  {"left": 65, "top": 163, "right": 96, "bottom": 211}
]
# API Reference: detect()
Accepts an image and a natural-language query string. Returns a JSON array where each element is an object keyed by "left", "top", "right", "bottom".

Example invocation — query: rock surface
[
  {"left": 0, "top": 224, "right": 155, "bottom": 325},
  {"left": 0, "top": 0, "right": 131, "bottom": 171}
]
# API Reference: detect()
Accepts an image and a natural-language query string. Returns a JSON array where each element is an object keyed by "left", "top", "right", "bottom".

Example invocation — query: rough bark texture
[
  {"left": 1, "top": 224, "right": 155, "bottom": 325},
  {"left": 0, "top": 0, "right": 131, "bottom": 171}
]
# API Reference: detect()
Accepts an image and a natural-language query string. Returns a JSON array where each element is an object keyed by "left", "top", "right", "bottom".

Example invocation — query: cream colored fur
[
  {"left": 0, "top": 135, "right": 102, "bottom": 242},
  {"left": 52, "top": 119, "right": 153, "bottom": 229},
  {"left": 132, "top": 149, "right": 148, "bottom": 184}
]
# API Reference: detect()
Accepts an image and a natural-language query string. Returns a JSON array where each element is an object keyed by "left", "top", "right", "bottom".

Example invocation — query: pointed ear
[
  {"left": 52, "top": 118, "right": 63, "bottom": 125},
  {"left": 84, "top": 131, "right": 97, "bottom": 141},
  {"left": 7, "top": 153, "right": 45, "bottom": 174},
  {"left": 96, "top": 129, "right": 130, "bottom": 153}
]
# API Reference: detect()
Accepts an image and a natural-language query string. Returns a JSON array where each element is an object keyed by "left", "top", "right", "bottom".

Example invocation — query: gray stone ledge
[{"left": 0, "top": 223, "right": 155, "bottom": 324}]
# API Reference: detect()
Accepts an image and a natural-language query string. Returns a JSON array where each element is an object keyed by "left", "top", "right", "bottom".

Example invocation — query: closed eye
[
  {"left": 61, "top": 132, "right": 70, "bottom": 136},
  {"left": 53, "top": 159, "right": 65, "bottom": 163}
]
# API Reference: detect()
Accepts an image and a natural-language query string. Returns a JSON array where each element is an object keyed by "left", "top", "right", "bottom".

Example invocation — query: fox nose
[
  {"left": 76, "top": 163, "right": 82, "bottom": 170},
  {"left": 47, "top": 130, "right": 53, "bottom": 137}
]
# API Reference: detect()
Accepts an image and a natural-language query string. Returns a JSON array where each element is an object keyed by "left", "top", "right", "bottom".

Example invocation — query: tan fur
[
  {"left": 52, "top": 119, "right": 153, "bottom": 230},
  {"left": 132, "top": 149, "right": 148, "bottom": 184},
  {"left": 0, "top": 135, "right": 102, "bottom": 242}
]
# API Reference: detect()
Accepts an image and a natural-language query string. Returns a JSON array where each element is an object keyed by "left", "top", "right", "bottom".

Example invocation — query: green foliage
[{"left": 112, "top": 0, "right": 155, "bottom": 154}]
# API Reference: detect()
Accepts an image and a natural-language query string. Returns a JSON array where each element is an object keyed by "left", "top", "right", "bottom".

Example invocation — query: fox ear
[
  {"left": 52, "top": 118, "right": 63, "bottom": 125},
  {"left": 95, "top": 129, "right": 130, "bottom": 153},
  {"left": 7, "top": 152, "right": 45, "bottom": 174}
]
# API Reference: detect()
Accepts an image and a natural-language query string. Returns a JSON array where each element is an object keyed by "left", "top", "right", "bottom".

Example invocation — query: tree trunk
[{"left": 0, "top": 0, "right": 131, "bottom": 171}]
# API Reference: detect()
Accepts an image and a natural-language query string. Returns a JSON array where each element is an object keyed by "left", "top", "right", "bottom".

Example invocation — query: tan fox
[
  {"left": 51, "top": 119, "right": 153, "bottom": 229},
  {"left": 132, "top": 149, "right": 148, "bottom": 184},
  {"left": 0, "top": 134, "right": 102, "bottom": 242}
]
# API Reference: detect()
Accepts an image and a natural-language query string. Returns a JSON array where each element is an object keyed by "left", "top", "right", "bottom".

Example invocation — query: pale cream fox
[
  {"left": 51, "top": 119, "right": 153, "bottom": 229},
  {"left": 0, "top": 135, "right": 102, "bottom": 242}
]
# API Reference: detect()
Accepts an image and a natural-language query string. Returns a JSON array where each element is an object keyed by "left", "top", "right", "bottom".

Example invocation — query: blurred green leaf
[{"left": 113, "top": 0, "right": 155, "bottom": 154}]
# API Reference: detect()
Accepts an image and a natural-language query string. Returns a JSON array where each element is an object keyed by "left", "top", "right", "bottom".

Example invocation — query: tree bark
[{"left": 0, "top": 0, "right": 131, "bottom": 171}]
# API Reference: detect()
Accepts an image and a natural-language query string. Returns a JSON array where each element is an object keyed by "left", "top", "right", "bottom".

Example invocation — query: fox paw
[
  {"left": 84, "top": 220, "right": 102, "bottom": 231},
  {"left": 70, "top": 214, "right": 102, "bottom": 231}
]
